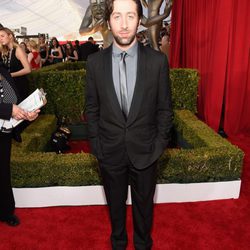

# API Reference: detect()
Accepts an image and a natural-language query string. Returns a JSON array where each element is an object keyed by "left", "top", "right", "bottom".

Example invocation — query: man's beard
[{"left": 113, "top": 33, "right": 136, "bottom": 47}]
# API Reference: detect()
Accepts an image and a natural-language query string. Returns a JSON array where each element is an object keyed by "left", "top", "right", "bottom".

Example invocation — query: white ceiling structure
[
  {"left": 0, "top": 0, "right": 170, "bottom": 41},
  {"left": 0, "top": 0, "right": 93, "bottom": 41}
]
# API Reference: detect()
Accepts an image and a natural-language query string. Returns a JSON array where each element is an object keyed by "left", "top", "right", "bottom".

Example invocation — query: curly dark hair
[{"left": 104, "top": 0, "right": 143, "bottom": 21}]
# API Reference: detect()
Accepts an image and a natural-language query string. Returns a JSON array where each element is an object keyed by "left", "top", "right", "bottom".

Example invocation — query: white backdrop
[
  {"left": 0, "top": 0, "right": 170, "bottom": 41},
  {"left": 0, "top": 0, "right": 90, "bottom": 40}
]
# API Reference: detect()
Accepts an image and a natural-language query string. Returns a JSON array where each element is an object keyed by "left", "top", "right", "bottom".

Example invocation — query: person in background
[
  {"left": 19, "top": 42, "right": 29, "bottom": 55},
  {"left": 141, "top": 0, "right": 173, "bottom": 51},
  {"left": 136, "top": 30, "right": 150, "bottom": 47},
  {"left": 61, "top": 43, "right": 67, "bottom": 62},
  {"left": 74, "top": 40, "right": 82, "bottom": 61},
  {"left": 0, "top": 27, "right": 31, "bottom": 101},
  {"left": 27, "top": 40, "right": 42, "bottom": 70},
  {"left": 38, "top": 34, "right": 49, "bottom": 66},
  {"left": 80, "top": 36, "right": 99, "bottom": 61},
  {"left": 0, "top": 64, "right": 40, "bottom": 227},
  {"left": 85, "top": 0, "right": 173, "bottom": 249},
  {"left": 65, "top": 41, "right": 78, "bottom": 62},
  {"left": 0, "top": 27, "right": 33, "bottom": 143},
  {"left": 159, "top": 27, "right": 170, "bottom": 58},
  {"left": 48, "top": 37, "right": 63, "bottom": 64}
]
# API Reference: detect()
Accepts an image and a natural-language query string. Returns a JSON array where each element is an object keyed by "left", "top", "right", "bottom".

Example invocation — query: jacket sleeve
[
  {"left": 85, "top": 58, "right": 100, "bottom": 157},
  {"left": 156, "top": 55, "right": 173, "bottom": 149},
  {"left": 0, "top": 103, "right": 13, "bottom": 120}
]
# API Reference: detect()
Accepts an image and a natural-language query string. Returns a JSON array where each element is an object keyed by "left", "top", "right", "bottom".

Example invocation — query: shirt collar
[{"left": 112, "top": 41, "right": 138, "bottom": 58}]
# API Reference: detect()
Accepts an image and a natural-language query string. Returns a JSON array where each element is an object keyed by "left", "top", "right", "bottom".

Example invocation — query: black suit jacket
[{"left": 86, "top": 43, "right": 173, "bottom": 169}]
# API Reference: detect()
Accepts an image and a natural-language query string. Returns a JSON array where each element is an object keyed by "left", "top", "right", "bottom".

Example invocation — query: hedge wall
[
  {"left": 13, "top": 63, "right": 242, "bottom": 188},
  {"left": 28, "top": 62, "right": 199, "bottom": 122},
  {"left": 11, "top": 115, "right": 100, "bottom": 187},
  {"left": 170, "top": 69, "right": 199, "bottom": 113},
  {"left": 158, "top": 110, "right": 243, "bottom": 183},
  {"left": 11, "top": 113, "right": 243, "bottom": 187},
  {"left": 28, "top": 62, "right": 86, "bottom": 123},
  {"left": 36, "top": 61, "right": 86, "bottom": 72}
]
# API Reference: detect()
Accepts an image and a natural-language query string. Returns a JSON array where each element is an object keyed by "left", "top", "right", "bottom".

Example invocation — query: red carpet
[
  {"left": 0, "top": 137, "right": 249, "bottom": 249},
  {"left": 65, "top": 140, "right": 90, "bottom": 154}
]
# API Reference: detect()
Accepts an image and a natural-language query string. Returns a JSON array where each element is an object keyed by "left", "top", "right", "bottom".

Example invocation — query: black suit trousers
[
  {"left": 99, "top": 152, "right": 157, "bottom": 250},
  {"left": 0, "top": 132, "right": 15, "bottom": 218}
]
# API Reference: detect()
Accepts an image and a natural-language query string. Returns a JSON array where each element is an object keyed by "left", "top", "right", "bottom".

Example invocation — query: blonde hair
[
  {"left": 27, "top": 39, "right": 39, "bottom": 51},
  {"left": 0, "top": 27, "right": 19, "bottom": 57}
]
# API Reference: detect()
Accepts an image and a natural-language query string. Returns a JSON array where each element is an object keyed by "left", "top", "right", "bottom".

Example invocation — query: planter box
[{"left": 11, "top": 112, "right": 244, "bottom": 188}]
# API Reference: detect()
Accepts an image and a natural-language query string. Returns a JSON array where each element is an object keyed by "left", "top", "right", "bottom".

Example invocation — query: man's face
[{"left": 109, "top": 0, "right": 140, "bottom": 50}]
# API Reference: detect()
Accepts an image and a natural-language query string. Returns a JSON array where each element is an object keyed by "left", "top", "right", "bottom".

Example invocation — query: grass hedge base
[
  {"left": 158, "top": 110, "right": 243, "bottom": 183},
  {"left": 11, "top": 113, "right": 244, "bottom": 188}
]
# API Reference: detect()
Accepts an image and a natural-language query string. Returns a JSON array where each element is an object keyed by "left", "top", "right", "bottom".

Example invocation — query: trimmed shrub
[
  {"left": 11, "top": 113, "right": 243, "bottom": 187},
  {"left": 37, "top": 61, "right": 86, "bottom": 72},
  {"left": 158, "top": 110, "right": 243, "bottom": 183},
  {"left": 170, "top": 68, "right": 199, "bottom": 113},
  {"left": 28, "top": 63, "right": 198, "bottom": 123},
  {"left": 13, "top": 65, "right": 241, "bottom": 188},
  {"left": 28, "top": 67, "right": 85, "bottom": 123}
]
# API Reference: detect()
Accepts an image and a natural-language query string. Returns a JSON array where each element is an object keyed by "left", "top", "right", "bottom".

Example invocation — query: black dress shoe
[{"left": 0, "top": 214, "right": 20, "bottom": 227}]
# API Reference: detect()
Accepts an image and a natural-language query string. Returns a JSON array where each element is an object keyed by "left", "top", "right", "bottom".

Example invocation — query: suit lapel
[
  {"left": 103, "top": 46, "right": 126, "bottom": 122},
  {"left": 127, "top": 43, "right": 146, "bottom": 126}
]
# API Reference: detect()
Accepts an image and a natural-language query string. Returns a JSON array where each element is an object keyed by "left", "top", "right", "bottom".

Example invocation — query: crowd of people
[
  {"left": 0, "top": 21, "right": 171, "bottom": 74},
  {"left": 30, "top": 35, "right": 100, "bottom": 66},
  {"left": 0, "top": 28, "right": 103, "bottom": 74}
]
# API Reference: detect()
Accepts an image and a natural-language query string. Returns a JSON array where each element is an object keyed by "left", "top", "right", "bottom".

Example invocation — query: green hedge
[
  {"left": 28, "top": 63, "right": 198, "bottom": 123},
  {"left": 157, "top": 110, "right": 243, "bottom": 183},
  {"left": 170, "top": 68, "right": 199, "bottom": 113},
  {"left": 37, "top": 61, "right": 86, "bottom": 72},
  {"left": 11, "top": 115, "right": 100, "bottom": 187},
  {"left": 14, "top": 64, "right": 242, "bottom": 188},
  {"left": 11, "top": 113, "right": 243, "bottom": 187},
  {"left": 28, "top": 64, "right": 86, "bottom": 123}
]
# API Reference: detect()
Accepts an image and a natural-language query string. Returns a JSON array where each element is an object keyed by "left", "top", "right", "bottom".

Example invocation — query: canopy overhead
[
  {"left": 0, "top": 0, "right": 170, "bottom": 41},
  {"left": 0, "top": 0, "right": 96, "bottom": 41}
]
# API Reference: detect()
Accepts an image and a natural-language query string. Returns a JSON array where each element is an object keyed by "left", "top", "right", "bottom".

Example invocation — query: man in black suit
[
  {"left": 85, "top": 0, "right": 173, "bottom": 249},
  {"left": 79, "top": 36, "right": 99, "bottom": 61}
]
